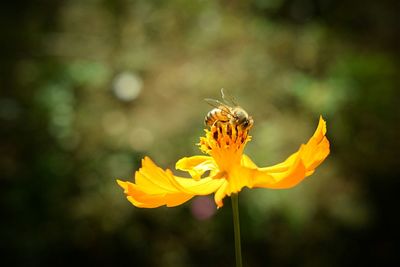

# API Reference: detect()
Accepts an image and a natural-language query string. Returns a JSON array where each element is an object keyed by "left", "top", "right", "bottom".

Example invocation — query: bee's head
[
  {"left": 233, "top": 108, "right": 248, "bottom": 123},
  {"left": 232, "top": 108, "right": 253, "bottom": 130}
]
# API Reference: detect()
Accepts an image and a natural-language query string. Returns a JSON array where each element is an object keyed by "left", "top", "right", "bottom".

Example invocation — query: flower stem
[{"left": 231, "top": 193, "right": 243, "bottom": 267}]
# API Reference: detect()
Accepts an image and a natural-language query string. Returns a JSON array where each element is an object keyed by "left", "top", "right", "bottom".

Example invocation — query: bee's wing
[
  {"left": 204, "top": 98, "right": 225, "bottom": 108},
  {"left": 204, "top": 98, "right": 233, "bottom": 116}
]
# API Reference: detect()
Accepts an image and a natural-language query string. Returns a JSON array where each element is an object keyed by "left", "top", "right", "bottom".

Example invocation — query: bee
[{"left": 204, "top": 89, "right": 254, "bottom": 131}]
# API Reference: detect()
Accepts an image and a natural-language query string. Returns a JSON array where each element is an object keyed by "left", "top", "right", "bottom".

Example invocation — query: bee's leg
[{"left": 212, "top": 120, "right": 224, "bottom": 127}]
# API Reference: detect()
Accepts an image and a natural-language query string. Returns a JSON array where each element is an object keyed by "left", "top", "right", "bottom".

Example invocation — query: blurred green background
[{"left": 1, "top": 0, "right": 399, "bottom": 266}]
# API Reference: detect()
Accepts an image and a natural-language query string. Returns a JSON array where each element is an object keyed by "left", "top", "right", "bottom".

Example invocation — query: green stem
[{"left": 231, "top": 193, "right": 243, "bottom": 267}]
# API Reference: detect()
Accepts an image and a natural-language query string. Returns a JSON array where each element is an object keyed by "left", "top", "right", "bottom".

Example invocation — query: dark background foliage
[{"left": 1, "top": 0, "right": 399, "bottom": 266}]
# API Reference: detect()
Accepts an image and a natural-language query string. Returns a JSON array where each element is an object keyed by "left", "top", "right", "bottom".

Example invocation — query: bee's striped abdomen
[{"left": 204, "top": 107, "right": 230, "bottom": 126}]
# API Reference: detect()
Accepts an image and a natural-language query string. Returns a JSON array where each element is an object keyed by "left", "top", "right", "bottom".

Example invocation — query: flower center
[{"left": 199, "top": 122, "right": 252, "bottom": 174}]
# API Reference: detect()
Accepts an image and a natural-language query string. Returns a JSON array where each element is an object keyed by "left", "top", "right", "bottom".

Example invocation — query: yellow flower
[{"left": 117, "top": 116, "right": 330, "bottom": 208}]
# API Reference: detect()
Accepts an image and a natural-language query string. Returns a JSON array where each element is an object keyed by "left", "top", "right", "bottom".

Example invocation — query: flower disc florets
[{"left": 199, "top": 122, "right": 252, "bottom": 156}]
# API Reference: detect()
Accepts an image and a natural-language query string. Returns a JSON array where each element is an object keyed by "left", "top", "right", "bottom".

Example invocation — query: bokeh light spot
[
  {"left": 191, "top": 196, "right": 217, "bottom": 221},
  {"left": 112, "top": 71, "right": 143, "bottom": 102}
]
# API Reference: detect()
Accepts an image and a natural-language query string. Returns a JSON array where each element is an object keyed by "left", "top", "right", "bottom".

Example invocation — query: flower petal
[
  {"left": 117, "top": 180, "right": 193, "bottom": 208},
  {"left": 209, "top": 163, "right": 256, "bottom": 208},
  {"left": 176, "top": 156, "right": 217, "bottom": 180},
  {"left": 117, "top": 157, "right": 225, "bottom": 208},
  {"left": 243, "top": 116, "right": 330, "bottom": 189},
  {"left": 214, "top": 180, "right": 229, "bottom": 208},
  {"left": 241, "top": 154, "right": 258, "bottom": 168}
]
